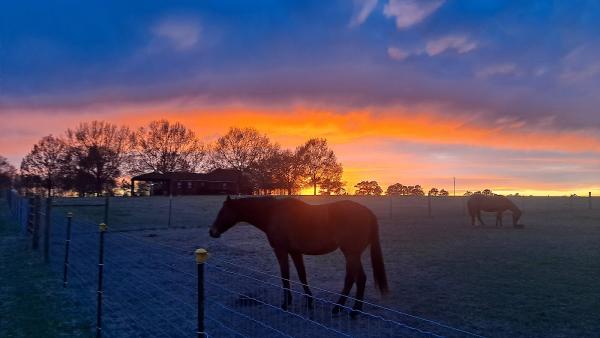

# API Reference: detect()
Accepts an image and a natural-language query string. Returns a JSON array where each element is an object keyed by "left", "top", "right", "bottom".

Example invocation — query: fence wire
[{"left": 4, "top": 190, "right": 488, "bottom": 338}]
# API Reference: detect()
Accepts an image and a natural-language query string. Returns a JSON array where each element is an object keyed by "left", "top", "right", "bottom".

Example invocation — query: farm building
[{"left": 130, "top": 169, "right": 252, "bottom": 196}]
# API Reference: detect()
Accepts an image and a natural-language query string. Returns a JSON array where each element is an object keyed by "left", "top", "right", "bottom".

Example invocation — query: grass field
[
  {"left": 0, "top": 198, "right": 91, "bottom": 337},
  {"left": 28, "top": 195, "right": 600, "bottom": 336}
]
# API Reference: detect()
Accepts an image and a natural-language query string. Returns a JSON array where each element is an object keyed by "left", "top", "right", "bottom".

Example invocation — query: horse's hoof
[
  {"left": 281, "top": 303, "right": 288, "bottom": 311},
  {"left": 331, "top": 305, "right": 341, "bottom": 314},
  {"left": 350, "top": 310, "right": 360, "bottom": 319}
]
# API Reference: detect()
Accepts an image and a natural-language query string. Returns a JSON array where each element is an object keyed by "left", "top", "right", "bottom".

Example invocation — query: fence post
[
  {"left": 97, "top": 222, "right": 107, "bottom": 338},
  {"left": 103, "top": 195, "right": 109, "bottom": 225},
  {"left": 589, "top": 192, "right": 592, "bottom": 210},
  {"left": 32, "top": 196, "right": 41, "bottom": 250},
  {"left": 168, "top": 194, "right": 173, "bottom": 228},
  {"left": 44, "top": 196, "right": 52, "bottom": 263},
  {"left": 196, "top": 248, "right": 208, "bottom": 338},
  {"left": 19, "top": 197, "right": 27, "bottom": 236},
  {"left": 427, "top": 195, "right": 432, "bottom": 217},
  {"left": 27, "top": 197, "right": 34, "bottom": 235},
  {"left": 63, "top": 212, "right": 73, "bottom": 288}
]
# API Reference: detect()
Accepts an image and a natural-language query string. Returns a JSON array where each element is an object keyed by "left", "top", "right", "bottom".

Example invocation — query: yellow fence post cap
[
  {"left": 195, "top": 248, "right": 209, "bottom": 263},
  {"left": 99, "top": 223, "right": 108, "bottom": 232}
]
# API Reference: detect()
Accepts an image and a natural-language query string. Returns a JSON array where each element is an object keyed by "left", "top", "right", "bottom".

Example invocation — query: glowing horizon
[{"left": 1, "top": 107, "right": 599, "bottom": 196}]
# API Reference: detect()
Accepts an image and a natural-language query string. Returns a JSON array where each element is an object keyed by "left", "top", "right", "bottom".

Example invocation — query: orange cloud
[{"left": 2, "top": 106, "right": 600, "bottom": 195}]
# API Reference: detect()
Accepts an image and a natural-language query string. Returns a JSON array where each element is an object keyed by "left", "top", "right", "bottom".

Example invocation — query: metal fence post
[
  {"left": 44, "top": 196, "right": 52, "bottom": 263},
  {"left": 97, "top": 222, "right": 107, "bottom": 338},
  {"left": 103, "top": 195, "right": 109, "bottom": 225},
  {"left": 168, "top": 194, "right": 173, "bottom": 228},
  {"left": 589, "top": 192, "right": 592, "bottom": 210},
  {"left": 427, "top": 195, "right": 432, "bottom": 217},
  {"left": 63, "top": 212, "right": 73, "bottom": 288},
  {"left": 32, "top": 196, "right": 41, "bottom": 250},
  {"left": 196, "top": 248, "right": 208, "bottom": 338},
  {"left": 27, "top": 197, "right": 34, "bottom": 235}
]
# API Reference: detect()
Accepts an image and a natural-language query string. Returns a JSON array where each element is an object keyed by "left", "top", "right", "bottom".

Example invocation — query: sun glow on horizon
[{"left": 2, "top": 106, "right": 599, "bottom": 196}]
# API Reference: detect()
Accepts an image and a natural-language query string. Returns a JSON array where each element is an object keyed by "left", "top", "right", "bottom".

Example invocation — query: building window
[
  {"left": 187, "top": 182, "right": 192, "bottom": 189},
  {"left": 177, "top": 182, "right": 182, "bottom": 189},
  {"left": 222, "top": 183, "right": 228, "bottom": 189}
]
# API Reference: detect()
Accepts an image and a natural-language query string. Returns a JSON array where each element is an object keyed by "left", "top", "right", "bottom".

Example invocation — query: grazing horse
[
  {"left": 467, "top": 194, "right": 522, "bottom": 227},
  {"left": 209, "top": 196, "right": 389, "bottom": 317}
]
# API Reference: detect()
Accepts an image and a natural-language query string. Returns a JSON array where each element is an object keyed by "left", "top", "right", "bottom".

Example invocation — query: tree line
[
  {"left": 5, "top": 120, "right": 344, "bottom": 197},
  {"left": 0, "top": 119, "right": 500, "bottom": 198},
  {"left": 354, "top": 181, "right": 450, "bottom": 196}
]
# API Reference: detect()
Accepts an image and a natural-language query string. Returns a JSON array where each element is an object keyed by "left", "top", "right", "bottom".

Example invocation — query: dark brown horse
[
  {"left": 209, "top": 196, "right": 388, "bottom": 317},
  {"left": 467, "top": 194, "right": 522, "bottom": 227}
]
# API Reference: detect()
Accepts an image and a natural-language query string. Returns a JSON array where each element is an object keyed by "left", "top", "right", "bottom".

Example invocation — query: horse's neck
[{"left": 236, "top": 200, "right": 272, "bottom": 232}]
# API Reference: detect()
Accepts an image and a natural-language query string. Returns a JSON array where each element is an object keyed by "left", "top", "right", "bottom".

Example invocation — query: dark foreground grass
[{"left": 0, "top": 198, "right": 92, "bottom": 337}]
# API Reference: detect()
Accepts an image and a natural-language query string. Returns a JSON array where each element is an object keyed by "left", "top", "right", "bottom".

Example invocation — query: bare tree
[
  {"left": 20, "top": 135, "right": 68, "bottom": 197},
  {"left": 297, "top": 138, "right": 342, "bottom": 195},
  {"left": 132, "top": 119, "right": 206, "bottom": 174},
  {"left": 0, "top": 155, "right": 16, "bottom": 189},
  {"left": 65, "top": 121, "right": 131, "bottom": 196},
  {"left": 273, "top": 149, "right": 305, "bottom": 195},
  {"left": 210, "top": 127, "right": 274, "bottom": 193},
  {"left": 354, "top": 180, "right": 383, "bottom": 196},
  {"left": 319, "top": 161, "right": 344, "bottom": 195},
  {"left": 251, "top": 143, "right": 283, "bottom": 194}
]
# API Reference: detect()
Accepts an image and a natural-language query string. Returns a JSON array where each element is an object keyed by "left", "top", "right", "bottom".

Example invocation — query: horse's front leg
[
  {"left": 291, "top": 253, "right": 313, "bottom": 309},
  {"left": 275, "top": 249, "right": 292, "bottom": 310},
  {"left": 477, "top": 211, "right": 485, "bottom": 226}
]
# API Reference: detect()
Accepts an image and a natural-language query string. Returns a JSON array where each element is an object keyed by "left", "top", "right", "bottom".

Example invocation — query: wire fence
[{"left": 4, "top": 189, "right": 491, "bottom": 337}]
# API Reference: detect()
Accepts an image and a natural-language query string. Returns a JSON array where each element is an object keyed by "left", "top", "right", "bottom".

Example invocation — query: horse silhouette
[
  {"left": 209, "top": 196, "right": 389, "bottom": 317},
  {"left": 467, "top": 194, "right": 522, "bottom": 227}
]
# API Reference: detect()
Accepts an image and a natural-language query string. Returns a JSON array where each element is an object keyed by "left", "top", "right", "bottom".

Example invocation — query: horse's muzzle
[{"left": 209, "top": 228, "right": 221, "bottom": 238}]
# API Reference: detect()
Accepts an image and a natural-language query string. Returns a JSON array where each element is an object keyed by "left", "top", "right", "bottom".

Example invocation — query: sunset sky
[{"left": 1, "top": 1, "right": 600, "bottom": 195}]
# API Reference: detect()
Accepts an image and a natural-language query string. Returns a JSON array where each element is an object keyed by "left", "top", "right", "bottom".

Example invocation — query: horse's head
[
  {"left": 512, "top": 208, "right": 522, "bottom": 226},
  {"left": 209, "top": 196, "right": 239, "bottom": 238}
]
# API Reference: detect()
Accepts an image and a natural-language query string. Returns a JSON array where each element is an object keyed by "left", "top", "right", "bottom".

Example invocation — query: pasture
[{"left": 12, "top": 194, "right": 600, "bottom": 337}]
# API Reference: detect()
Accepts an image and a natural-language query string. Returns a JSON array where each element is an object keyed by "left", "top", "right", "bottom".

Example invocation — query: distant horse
[
  {"left": 467, "top": 194, "right": 522, "bottom": 227},
  {"left": 209, "top": 196, "right": 389, "bottom": 317}
]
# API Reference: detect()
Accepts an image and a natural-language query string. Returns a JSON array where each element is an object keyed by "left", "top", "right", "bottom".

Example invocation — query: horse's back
[
  {"left": 468, "top": 195, "right": 513, "bottom": 212},
  {"left": 271, "top": 198, "right": 376, "bottom": 254}
]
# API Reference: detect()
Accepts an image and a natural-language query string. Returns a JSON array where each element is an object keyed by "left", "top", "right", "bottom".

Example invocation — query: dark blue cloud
[{"left": 2, "top": 0, "right": 600, "bottom": 130}]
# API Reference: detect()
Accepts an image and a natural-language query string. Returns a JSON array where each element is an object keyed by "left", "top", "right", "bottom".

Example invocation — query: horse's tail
[{"left": 370, "top": 222, "right": 389, "bottom": 295}]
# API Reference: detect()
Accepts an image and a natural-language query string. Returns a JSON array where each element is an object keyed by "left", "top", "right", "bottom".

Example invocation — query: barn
[{"left": 130, "top": 169, "right": 252, "bottom": 196}]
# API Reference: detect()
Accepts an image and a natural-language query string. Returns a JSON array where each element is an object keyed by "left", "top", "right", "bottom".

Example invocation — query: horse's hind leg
[
  {"left": 275, "top": 249, "right": 292, "bottom": 310},
  {"left": 291, "top": 253, "right": 313, "bottom": 309},
  {"left": 350, "top": 255, "right": 367, "bottom": 319},
  {"left": 332, "top": 259, "right": 355, "bottom": 314}
]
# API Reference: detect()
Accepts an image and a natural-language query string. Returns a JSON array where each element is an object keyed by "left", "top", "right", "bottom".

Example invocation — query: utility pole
[{"left": 453, "top": 177, "right": 456, "bottom": 197}]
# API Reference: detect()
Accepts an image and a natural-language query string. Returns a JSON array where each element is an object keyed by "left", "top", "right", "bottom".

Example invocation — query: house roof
[{"left": 131, "top": 169, "right": 240, "bottom": 183}]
